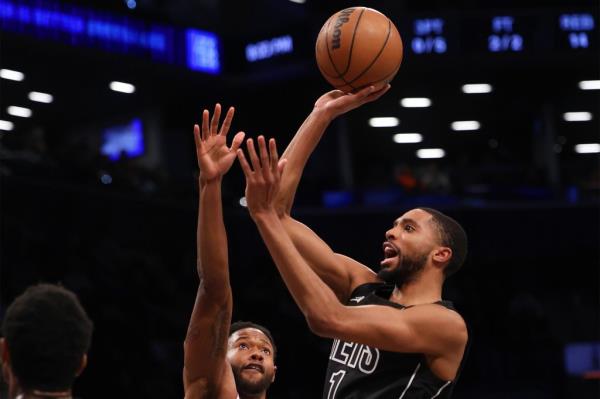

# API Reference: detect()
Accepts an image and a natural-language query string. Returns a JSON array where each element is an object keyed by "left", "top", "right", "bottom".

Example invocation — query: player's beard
[
  {"left": 377, "top": 251, "right": 428, "bottom": 287},
  {"left": 232, "top": 365, "right": 274, "bottom": 395}
]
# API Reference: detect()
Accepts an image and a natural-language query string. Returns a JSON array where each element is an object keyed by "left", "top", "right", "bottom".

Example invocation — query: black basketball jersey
[{"left": 322, "top": 282, "right": 468, "bottom": 399}]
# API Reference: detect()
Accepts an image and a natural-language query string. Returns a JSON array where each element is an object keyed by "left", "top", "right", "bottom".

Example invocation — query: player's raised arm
[
  {"left": 183, "top": 105, "right": 244, "bottom": 399},
  {"left": 274, "top": 86, "right": 390, "bottom": 301}
]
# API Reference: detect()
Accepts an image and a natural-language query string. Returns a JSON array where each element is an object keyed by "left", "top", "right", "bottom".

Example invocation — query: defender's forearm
[{"left": 197, "top": 178, "right": 230, "bottom": 298}]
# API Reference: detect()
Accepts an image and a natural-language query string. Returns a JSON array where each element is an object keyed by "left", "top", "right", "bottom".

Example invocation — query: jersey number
[{"left": 327, "top": 370, "right": 346, "bottom": 399}]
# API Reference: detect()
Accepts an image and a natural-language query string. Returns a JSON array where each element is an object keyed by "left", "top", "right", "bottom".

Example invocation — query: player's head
[
  {"left": 379, "top": 208, "right": 467, "bottom": 285},
  {"left": 1, "top": 284, "right": 93, "bottom": 397},
  {"left": 227, "top": 321, "right": 277, "bottom": 395}
]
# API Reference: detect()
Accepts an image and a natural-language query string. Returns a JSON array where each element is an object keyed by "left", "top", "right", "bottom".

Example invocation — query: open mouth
[
  {"left": 382, "top": 242, "right": 399, "bottom": 259},
  {"left": 243, "top": 363, "right": 264, "bottom": 373},
  {"left": 381, "top": 242, "right": 399, "bottom": 266}
]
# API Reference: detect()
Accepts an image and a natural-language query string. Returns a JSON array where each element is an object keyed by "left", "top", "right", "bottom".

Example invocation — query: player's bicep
[
  {"left": 183, "top": 287, "right": 233, "bottom": 389},
  {"left": 329, "top": 304, "right": 466, "bottom": 356},
  {"left": 282, "top": 216, "right": 377, "bottom": 301}
]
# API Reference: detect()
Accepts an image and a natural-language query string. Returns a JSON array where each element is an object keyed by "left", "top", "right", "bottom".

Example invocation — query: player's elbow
[{"left": 305, "top": 309, "right": 343, "bottom": 338}]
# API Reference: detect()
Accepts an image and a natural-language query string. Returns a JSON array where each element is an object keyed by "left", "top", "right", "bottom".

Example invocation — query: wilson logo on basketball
[{"left": 331, "top": 8, "right": 355, "bottom": 49}]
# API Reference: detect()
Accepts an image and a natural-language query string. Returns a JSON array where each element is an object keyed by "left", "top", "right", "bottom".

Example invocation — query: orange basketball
[{"left": 315, "top": 7, "right": 403, "bottom": 93}]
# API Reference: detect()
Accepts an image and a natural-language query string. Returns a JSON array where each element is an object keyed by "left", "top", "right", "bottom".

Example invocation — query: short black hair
[
  {"left": 230, "top": 321, "right": 277, "bottom": 358},
  {"left": 1, "top": 284, "right": 93, "bottom": 391},
  {"left": 419, "top": 208, "right": 468, "bottom": 278}
]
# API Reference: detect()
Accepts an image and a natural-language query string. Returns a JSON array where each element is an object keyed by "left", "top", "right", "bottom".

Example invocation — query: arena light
[
  {"left": 289, "top": 0, "right": 306, "bottom": 4},
  {"left": 369, "top": 117, "right": 399, "bottom": 127},
  {"left": 563, "top": 112, "right": 592, "bottom": 122},
  {"left": 416, "top": 148, "right": 445, "bottom": 159},
  {"left": 578, "top": 80, "right": 600, "bottom": 90},
  {"left": 574, "top": 143, "right": 600, "bottom": 154},
  {"left": 0, "top": 120, "right": 14, "bottom": 131},
  {"left": 393, "top": 133, "right": 423, "bottom": 143},
  {"left": 109, "top": 81, "right": 136, "bottom": 94},
  {"left": 451, "top": 120, "right": 481, "bottom": 131},
  {"left": 400, "top": 97, "right": 432, "bottom": 108},
  {"left": 0, "top": 69, "right": 25, "bottom": 81},
  {"left": 461, "top": 83, "right": 493, "bottom": 94},
  {"left": 7, "top": 106, "right": 32, "bottom": 118},
  {"left": 239, "top": 197, "right": 248, "bottom": 207},
  {"left": 28, "top": 91, "right": 54, "bottom": 104}
]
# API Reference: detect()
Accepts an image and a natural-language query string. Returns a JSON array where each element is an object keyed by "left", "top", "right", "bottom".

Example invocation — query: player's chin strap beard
[{"left": 18, "top": 390, "right": 73, "bottom": 399}]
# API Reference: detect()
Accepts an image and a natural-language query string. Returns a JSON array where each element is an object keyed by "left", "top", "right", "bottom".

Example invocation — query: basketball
[{"left": 315, "top": 7, "right": 403, "bottom": 93}]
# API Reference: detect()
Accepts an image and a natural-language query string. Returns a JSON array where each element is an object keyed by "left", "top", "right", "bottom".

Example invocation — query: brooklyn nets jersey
[{"left": 322, "top": 283, "right": 468, "bottom": 399}]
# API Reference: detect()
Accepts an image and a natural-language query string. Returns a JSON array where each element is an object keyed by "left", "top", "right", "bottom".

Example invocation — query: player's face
[
  {"left": 379, "top": 209, "right": 439, "bottom": 284},
  {"left": 227, "top": 328, "right": 276, "bottom": 395}
]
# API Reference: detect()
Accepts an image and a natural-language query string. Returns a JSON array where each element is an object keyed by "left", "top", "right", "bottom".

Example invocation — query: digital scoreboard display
[{"left": 401, "top": 8, "right": 598, "bottom": 58}]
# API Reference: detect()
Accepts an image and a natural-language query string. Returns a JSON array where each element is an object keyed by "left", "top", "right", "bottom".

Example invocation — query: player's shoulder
[{"left": 406, "top": 303, "right": 468, "bottom": 341}]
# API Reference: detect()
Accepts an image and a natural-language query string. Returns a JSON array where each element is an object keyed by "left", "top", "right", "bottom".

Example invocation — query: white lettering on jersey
[
  {"left": 349, "top": 296, "right": 365, "bottom": 303},
  {"left": 329, "top": 339, "right": 380, "bottom": 374}
]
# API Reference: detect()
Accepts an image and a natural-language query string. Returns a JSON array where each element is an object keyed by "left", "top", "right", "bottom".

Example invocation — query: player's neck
[{"left": 390, "top": 273, "right": 443, "bottom": 306}]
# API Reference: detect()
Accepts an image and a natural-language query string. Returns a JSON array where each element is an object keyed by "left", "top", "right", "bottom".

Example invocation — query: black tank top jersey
[{"left": 322, "top": 283, "right": 468, "bottom": 399}]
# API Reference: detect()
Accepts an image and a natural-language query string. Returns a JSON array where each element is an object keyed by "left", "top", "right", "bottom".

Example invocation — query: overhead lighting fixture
[
  {"left": 0, "top": 69, "right": 25, "bottom": 81},
  {"left": 563, "top": 112, "right": 592, "bottom": 122},
  {"left": 28, "top": 91, "right": 54, "bottom": 104},
  {"left": 574, "top": 143, "right": 600, "bottom": 154},
  {"left": 400, "top": 97, "right": 432, "bottom": 108},
  {"left": 109, "top": 81, "right": 136, "bottom": 94},
  {"left": 7, "top": 106, "right": 32, "bottom": 118},
  {"left": 462, "top": 83, "right": 493, "bottom": 94},
  {"left": 578, "top": 80, "right": 600, "bottom": 90},
  {"left": 289, "top": 0, "right": 306, "bottom": 3},
  {"left": 451, "top": 120, "right": 481, "bottom": 131},
  {"left": 417, "top": 148, "right": 445, "bottom": 159},
  {"left": 0, "top": 120, "right": 14, "bottom": 131},
  {"left": 369, "top": 117, "right": 399, "bottom": 127},
  {"left": 239, "top": 197, "right": 248, "bottom": 207},
  {"left": 393, "top": 133, "right": 423, "bottom": 143}
]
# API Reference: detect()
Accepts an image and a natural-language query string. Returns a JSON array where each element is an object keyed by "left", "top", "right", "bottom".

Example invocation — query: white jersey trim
[
  {"left": 431, "top": 380, "right": 452, "bottom": 399},
  {"left": 398, "top": 362, "right": 421, "bottom": 399}
]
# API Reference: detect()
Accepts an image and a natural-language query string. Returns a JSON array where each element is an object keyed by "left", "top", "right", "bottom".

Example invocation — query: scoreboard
[{"left": 399, "top": 9, "right": 598, "bottom": 57}]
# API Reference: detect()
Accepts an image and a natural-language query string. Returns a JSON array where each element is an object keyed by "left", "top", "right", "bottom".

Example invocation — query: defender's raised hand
[
  {"left": 237, "top": 136, "right": 286, "bottom": 218},
  {"left": 194, "top": 103, "right": 245, "bottom": 182}
]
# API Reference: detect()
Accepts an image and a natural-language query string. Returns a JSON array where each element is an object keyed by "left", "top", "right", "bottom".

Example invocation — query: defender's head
[{"left": 227, "top": 321, "right": 277, "bottom": 395}]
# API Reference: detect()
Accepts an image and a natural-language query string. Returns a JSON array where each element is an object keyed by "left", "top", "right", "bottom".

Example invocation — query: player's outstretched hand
[
  {"left": 194, "top": 103, "right": 245, "bottom": 182},
  {"left": 314, "top": 83, "right": 391, "bottom": 121}
]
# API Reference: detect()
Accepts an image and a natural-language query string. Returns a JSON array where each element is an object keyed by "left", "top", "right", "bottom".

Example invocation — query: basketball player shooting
[
  {"left": 183, "top": 105, "right": 277, "bottom": 399},
  {"left": 238, "top": 86, "right": 469, "bottom": 398}
]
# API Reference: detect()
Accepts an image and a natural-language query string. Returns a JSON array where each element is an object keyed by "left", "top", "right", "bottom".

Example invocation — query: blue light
[
  {"left": 559, "top": 13, "right": 595, "bottom": 31},
  {"left": 414, "top": 18, "right": 444, "bottom": 35},
  {"left": 0, "top": 0, "right": 220, "bottom": 74},
  {"left": 488, "top": 34, "right": 523, "bottom": 52},
  {"left": 126, "top": 0, "right": 136, "bottom": 10},
  {"left": 186, "top": 29, "right": 220, "bottom": 73},
  {"left": 101, "top": 118, "right": 144, "bottom": 161},
  {"left": 569, "top": 32, "right": 589, "bottom": 48},
  {"left": 245, "top": 35, "right": 293, "bottom": 62}
]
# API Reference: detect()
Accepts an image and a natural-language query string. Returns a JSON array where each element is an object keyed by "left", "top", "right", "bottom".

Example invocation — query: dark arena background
[{"left": 1, "top": 0, "right": 599, "bottom": 398}]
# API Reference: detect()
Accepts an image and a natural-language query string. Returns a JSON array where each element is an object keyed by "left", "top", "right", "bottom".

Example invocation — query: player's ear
[{"left": 432, "top": 246, "right": 452, "bottom": 266}]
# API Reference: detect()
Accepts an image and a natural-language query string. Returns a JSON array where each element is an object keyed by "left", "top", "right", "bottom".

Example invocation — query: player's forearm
[
  {"left": 253, "top": 211, "right": 342, "bottom": 332},
  {"left": 198, "top": 178, "right": 231, "bottom": 300},
  {"left": 277, "top": 108, "right": 334, "bottom": 214}
]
